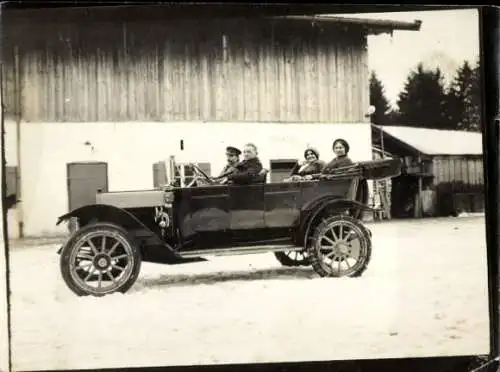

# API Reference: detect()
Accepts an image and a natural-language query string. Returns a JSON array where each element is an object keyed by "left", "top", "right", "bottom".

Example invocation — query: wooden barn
[
  {"left": 1, "top": 5, "right": 422, "bottom": 238},
  {"left": 372, "top": 125, "right": 485, "bottom": 218}
]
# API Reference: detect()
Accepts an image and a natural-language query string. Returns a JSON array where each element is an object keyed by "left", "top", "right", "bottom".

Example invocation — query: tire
[
  {"left": 274, "top": 251, "right": 310, "bottom": 267},
  {"left": 307, "top": 215, "right": 372, "bottom": 278},
  {"left": 60, "top": 222, "right": 142, "bottom": 297}
]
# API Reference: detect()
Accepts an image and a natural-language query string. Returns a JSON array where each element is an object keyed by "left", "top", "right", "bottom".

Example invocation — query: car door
[
  {"left": 264, "top": 182, "right": 302, "bottom": 233},
  {"left": 188, "top": 185, "right": 231, "bottom": 249},
  {"left": 229, "top": 183, "right": 265, "bottom": 243}
]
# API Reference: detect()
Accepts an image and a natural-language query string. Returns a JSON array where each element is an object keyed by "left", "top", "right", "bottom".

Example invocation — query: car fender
[
  {"left": 296, "top": 195, "right": 341, "bottom": 239},
  {"left": 56, "top": 204, "right": 180, "bottom": 259},
  {"left": 57, "top": 204, "right": 149, "bottom": 229},
  {"left": 292, "top": 195, "right": 336, "bottom": 246},
  {"left": 301, "top": 198, "right": 377, "bottom": 248}
]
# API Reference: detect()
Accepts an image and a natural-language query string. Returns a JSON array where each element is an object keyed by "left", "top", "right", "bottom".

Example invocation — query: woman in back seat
[
  {"left": 322, "top": 138, "right": 353, "bottom": 174},
  {"left": 284, "top": 147, "right": 325, "bottom": 182}
]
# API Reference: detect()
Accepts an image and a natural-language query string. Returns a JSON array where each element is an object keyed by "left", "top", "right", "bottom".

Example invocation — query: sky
[{"left": 333, "top": 9, "right": 480, "bottom": 109}]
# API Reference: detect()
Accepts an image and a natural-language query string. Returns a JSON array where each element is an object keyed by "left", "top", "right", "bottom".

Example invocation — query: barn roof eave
[
  {"left": 372, "top": 125, "right": 426, "bottom": 157},
  {"left": 273, "top": 15, "right": 422, "bottom": 34},
  {"left": 372, "top": 124, "right": 484, "bottom": 157}
]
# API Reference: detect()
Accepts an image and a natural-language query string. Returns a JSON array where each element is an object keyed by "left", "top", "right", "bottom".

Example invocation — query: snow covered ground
[{"left": 8, "top": 217, "right": 490, "bottom": 371}]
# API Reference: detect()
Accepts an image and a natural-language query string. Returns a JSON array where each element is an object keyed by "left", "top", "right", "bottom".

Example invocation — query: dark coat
[
  {"left": 322, "top": 155, "right": 353, "bottom": 174},
  {"left": 290, "top": 160, "right": 325, "bottom": 177},
  {"left": 227, "top": 157, "right": 263, "bottom": 185},
  {"left": 219, "top": 163, "right": 238, "bottom": 178}
]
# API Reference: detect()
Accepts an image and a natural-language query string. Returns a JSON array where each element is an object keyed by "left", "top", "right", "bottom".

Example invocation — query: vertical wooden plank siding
[
  {"left": 2, "top": 17, "right": 369, "bottom": 123},
  {"left": 432, "top": 156, "right": 484, "bottom": 186}
]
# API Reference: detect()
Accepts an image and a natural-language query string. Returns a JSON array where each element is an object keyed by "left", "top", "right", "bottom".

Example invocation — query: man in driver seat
[
  {"left": 219, "top": 146, "right": 241, "bottom": 177},
  {"left": 226, "top": 143, "right": 263, "bottom": 185}
]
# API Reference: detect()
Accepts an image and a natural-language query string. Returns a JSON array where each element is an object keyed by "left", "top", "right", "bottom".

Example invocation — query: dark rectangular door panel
[
  {"left": 264, "top": 183, "right": 301, "bottom": 228},
  {"left": 229, "top": 184, "right": 265, "bottom": 230},
  {"left": 187, "top": 186, "right": 231, "bottom": 249},
  {"left": 190, "top": 195, "right": 230, "bottom": 232}
]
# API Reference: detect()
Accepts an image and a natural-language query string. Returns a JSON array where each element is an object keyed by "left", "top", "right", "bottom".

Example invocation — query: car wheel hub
[
  {"left": 335, "top": 242, "right": 349, "bottom": 255},
  {"left": 94, "top": 254, "right": 111, "bottom": 270}
]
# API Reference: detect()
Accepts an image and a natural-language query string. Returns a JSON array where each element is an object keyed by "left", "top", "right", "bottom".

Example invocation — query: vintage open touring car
[{"left": 56, "top": 157, "right": 402, "bottom": 297}]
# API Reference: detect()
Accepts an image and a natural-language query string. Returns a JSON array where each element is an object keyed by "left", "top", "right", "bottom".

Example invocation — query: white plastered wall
[{"left": 7, "top": 121, "right": 372, "bottom": 237}]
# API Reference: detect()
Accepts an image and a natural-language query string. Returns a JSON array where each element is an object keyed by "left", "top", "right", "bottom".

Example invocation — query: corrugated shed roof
[{"left": 376, "top": 125, "right": 483, "bottom": 156}]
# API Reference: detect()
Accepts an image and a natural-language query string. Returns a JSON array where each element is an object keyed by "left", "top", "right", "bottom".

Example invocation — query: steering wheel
[{"left": 186, "top": 163, "right": 214, "bottom": 187}]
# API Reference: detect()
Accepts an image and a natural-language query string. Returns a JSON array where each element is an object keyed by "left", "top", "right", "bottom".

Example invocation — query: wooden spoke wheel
[
  {"left": 308, "top": 215, "right": 372, "bottom": 278},
  {"left": 60, "top": 223, "right": 141, "bottom": 297}
]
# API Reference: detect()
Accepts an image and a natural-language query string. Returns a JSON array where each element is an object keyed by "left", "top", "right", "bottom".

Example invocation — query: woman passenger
[
  {"left": 284, "top": 147, "right": 325, "bottom": 182},
  {"left": 322, "top": 138, "right": 353, "bottom": 174}
]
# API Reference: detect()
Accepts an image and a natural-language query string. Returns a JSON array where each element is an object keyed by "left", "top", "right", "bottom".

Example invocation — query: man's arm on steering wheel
[{"left": 189, "top": 163, "right": 234, "bottom": 186}]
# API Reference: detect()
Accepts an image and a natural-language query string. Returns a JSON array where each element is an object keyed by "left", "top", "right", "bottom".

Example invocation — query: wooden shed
[
  {"left": 1, "top": 5, "right": 422, "bottom": 237},
  {"left": 372, "top": 125, "right": 484, "bottom": 218}
]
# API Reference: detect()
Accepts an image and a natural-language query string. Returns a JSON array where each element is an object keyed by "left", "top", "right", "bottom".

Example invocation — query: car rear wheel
[
  {"left": 60, "top": 222, "right": 142, "bottom": 297},
  {"left": 308, "top": 215, "right": 372, "bottom": 278},
  {"left": 274, "top": 251, "right": 310, "bottom": 267}
]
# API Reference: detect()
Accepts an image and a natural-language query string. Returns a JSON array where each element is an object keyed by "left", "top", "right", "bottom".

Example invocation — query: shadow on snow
[{"left": 132, "top": 266, "right": 321, "bottom": 291}]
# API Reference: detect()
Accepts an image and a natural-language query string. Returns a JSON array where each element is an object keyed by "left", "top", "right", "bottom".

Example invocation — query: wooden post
[
  {"left": 380, "top": 183, "right": 391, "bottom": 220},
  {"left": 374, "top": 126, "right": 387, "bottom": 221},
  {"left": 13, "top": 46, "right": 24, "bottom": 237},
  {"left": 0, "top": 99, "right": 9, "bottom": 370},
  {"left": 372, "top": 181, "right": 379, "bottom": 221},
  {"left": 416, "top": 156, "right": 423, "bottom": 218}
]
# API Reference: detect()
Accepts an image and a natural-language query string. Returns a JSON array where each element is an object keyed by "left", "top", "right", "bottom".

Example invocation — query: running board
[{"left": 179, "top": 244, "right": 301, "bottom": 258}]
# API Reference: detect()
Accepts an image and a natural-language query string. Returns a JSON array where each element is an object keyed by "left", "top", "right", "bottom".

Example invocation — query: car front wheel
[
  {"left": 308, "top": 215, "right": 372, "bottom": 278},
  {"left": 60, "top": 222, "right": 142, "bottom": 297}
]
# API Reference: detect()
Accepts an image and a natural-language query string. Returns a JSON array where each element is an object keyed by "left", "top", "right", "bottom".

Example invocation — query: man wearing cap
[{"left": 218, "top": 146, "right": 241, "bottom": 178}]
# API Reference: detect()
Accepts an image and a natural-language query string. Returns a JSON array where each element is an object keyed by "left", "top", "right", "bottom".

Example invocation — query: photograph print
[{"left": 0, "top": 5, "right": 491, "bottom": 371}]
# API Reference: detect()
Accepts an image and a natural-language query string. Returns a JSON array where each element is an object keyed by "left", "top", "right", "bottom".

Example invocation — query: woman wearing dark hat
[
  {"left": 322, "top": 138, "right": 353, "bottom": 174},
  {"left": 284, "top": 147, "right": 325, "bottom": 182}
]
